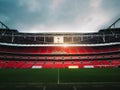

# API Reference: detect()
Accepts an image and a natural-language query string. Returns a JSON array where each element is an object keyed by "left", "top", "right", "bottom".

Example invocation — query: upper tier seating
[{"left": 0, "top": 46, "right": 119, "bottom": 54}]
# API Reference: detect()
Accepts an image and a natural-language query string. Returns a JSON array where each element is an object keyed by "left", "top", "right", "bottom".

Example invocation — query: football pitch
[
  {"left": 0, "top": 68, "right": 120, "bottom": 84},
  {"left": 0, "top": 68, "right": 120, "bottom": 90}
]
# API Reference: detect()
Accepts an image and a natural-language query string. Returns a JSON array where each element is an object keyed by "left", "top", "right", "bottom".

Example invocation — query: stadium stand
[{"left": 0, "top": 20, "right": 120, "bottom": 69}]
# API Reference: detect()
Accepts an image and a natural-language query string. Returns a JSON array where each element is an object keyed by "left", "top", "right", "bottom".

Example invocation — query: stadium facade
[{"left": 0, "top": 20, "right": 120, "bottom": 69}]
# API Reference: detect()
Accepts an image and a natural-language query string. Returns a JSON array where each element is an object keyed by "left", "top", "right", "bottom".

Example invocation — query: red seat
[
  {"left": 5, "top": 61, "right": 16, "bottom": 68},
  {"left": 0, "top": 60, "right": 5, "bottom": 68},
  {"left": 54, "top": 61, "right": 64, "bottom": 68},
  {"left": 111, "top": 60, "right": 120, "bottom": 67},
  {"left": 13, "top": 61, "right": 25, "bottom": 68},
  {"left": 43, "top": 61, "right": 54, "bottom": 68}
]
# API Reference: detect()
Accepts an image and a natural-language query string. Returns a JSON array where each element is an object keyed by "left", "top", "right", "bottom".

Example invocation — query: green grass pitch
[{"left": 0, "top": 68, "right": 120, "bottom": 84}]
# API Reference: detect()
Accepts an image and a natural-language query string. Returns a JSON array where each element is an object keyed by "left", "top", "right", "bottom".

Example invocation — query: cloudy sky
[{"left": 0, "top": 0, "right": 120, "bottom": 33}]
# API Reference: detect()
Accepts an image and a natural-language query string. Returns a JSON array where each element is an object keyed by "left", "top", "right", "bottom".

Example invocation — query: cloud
[
  {"left": 21, "top": 23, "right": 73, "bottom": 33},
  {"left": 0, "top": 14, "right": 9, "bottom": 22},
  {"left": 90, "top": 0, "right": 102, "bottom": 8},
  {"left": 17, "top": 0, "right": 119, "bottom": 33},
  {"left": 75, "top": 12, "right": 111, "bottom": 32},
  {"left": 0, "top": 0, "right": 120, "bottom": 33},
  {"left": 50, "top": 0, "right": 65, "bottom": 13},
  {"left": 19, "top": 0, "right": 41, "bottom": 12}
]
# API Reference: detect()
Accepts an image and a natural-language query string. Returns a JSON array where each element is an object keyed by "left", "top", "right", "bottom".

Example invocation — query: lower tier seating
[{"left": 0, "top": 60, "right": 120, "bottom": 69}]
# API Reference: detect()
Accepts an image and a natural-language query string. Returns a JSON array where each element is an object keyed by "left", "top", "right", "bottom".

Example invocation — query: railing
[{"left": 0, "top": 42, "right": 120, "bottom": 47}]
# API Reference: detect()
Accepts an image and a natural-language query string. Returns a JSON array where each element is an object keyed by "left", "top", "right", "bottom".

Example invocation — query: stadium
[{"left": 0, "top": 18, "right": 120, "bottom": 90}]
